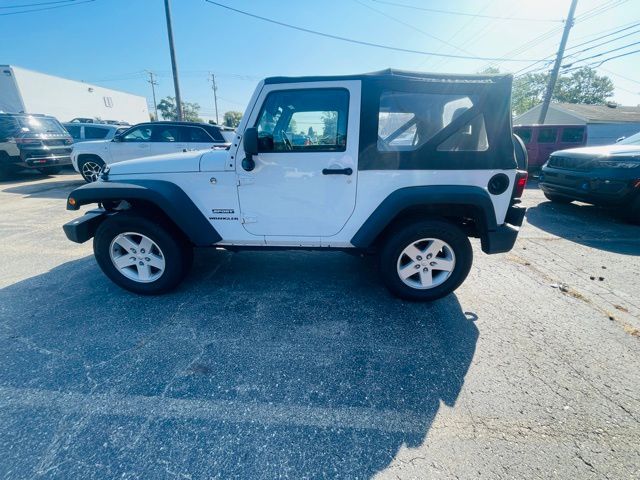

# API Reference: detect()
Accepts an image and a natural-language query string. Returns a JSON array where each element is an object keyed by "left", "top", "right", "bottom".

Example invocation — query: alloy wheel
[
  {"left": 109, "top": 232, "right": 166, "bottom": 283},
  {"left": 396, "top": 237, "right": 456, "bottom": 289}
]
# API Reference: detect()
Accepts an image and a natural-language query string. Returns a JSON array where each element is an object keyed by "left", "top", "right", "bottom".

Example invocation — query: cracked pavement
[{"left": 0, "top": 171, "right": 639, "bottom": 479}]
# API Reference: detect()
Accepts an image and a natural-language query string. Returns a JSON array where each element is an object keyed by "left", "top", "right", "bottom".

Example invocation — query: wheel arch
[
  {"left": 65, "top": 180, "right": 221, "bottom": 246},
  {"left": 351, "top": 185, "right": 498, "bottom": 252}
]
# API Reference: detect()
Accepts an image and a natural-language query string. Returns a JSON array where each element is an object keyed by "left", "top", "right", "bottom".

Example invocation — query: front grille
[{"left": 547, "top": 155, "right": 593, "bottom": 171}]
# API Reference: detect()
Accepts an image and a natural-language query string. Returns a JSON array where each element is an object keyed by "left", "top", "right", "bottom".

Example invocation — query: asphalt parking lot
[{"left": 1, "top": 170, "right": 639, "bottom": 479}]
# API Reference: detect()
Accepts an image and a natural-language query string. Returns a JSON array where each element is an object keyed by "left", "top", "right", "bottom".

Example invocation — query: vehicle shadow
[
  {"left": 1, "top": 170, "right": 82, "bottom": 199},
  {"left": 526, "top": 200, "right": 640, "bottom": 255},
  {"left": 0, "top": 250, "right": 478, "bottom": 479}
]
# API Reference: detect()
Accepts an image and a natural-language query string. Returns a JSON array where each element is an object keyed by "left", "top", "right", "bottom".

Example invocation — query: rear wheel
[
  {"left": 379, "top": 220, "right": 473, "bottom": 301},
  {"left": 544, "top": 192, "right": 573, "bottom": 204},
  {"left": 93, "top": 213, "right": 193, "bottom": 295},
  {"left": 79, "top": 156, "right": 105, "bottom": 183},
  {"left": 37, "top": 166, "right": 62, "bottom": 175}
]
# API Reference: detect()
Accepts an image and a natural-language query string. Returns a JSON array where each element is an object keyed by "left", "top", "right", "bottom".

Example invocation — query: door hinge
[
  {"left": 241, "top": 216, "right": 257, "bottom": 224},
  {"left": 237, "top": 176, "right": 254, "bottom": 186}
]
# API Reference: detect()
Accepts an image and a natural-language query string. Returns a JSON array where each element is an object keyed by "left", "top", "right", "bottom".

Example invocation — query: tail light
[{"left": 513, "top": 170, "right": 528, "bottom": 198}]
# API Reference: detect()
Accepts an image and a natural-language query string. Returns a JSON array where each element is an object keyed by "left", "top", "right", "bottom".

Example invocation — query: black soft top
[{"left": 264, "top": 69, "right": 512, "bottom": 86}]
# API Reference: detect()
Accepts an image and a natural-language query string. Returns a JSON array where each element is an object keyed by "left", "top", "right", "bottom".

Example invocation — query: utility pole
[
  {"left": 164, "top": 0, "right": 183, "bottom": 121},
  {"left": 538, "top": 0, "right": 579, "bottom": 124},
  {"left": 146, "top": 70, "right": 159, "bottom": 120},
  {"left": 210, "top": 73, "right": 219, "bottom": 124}
]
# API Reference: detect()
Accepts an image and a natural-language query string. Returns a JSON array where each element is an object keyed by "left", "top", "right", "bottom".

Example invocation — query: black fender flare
[
  {"left": 66, "top": 180, "right": 221, "bottom": 246},
  {"left": 350, "top": 185, "right": 498, "bottom": 250}
]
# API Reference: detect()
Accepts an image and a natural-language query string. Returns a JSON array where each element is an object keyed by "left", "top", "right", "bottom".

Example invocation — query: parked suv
[
  {"left": 71, "top": 121, "right": 231, "bottom": 182},
  {"left": 63, "top": 70, "right": 527, "bottom": 301},
  {"left": 539, "top": 131, "right": 640, "bottom": 223},
  {"left": 64, "top": 123, "right": 128, "bottom": 143},
  {"left": 0, "top": 113, "right": 72, "bottom": 178}
]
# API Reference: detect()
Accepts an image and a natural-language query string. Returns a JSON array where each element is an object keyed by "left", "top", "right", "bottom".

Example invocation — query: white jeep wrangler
[{"left": 63, "top": 70, "right": 527, "bottom": 301}]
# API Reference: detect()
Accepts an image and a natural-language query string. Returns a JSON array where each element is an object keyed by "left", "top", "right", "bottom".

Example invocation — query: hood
[
  {"left": 556, "top": 144, "right": 640, "bottom": 158},
  {"left": 108, "top": 150, "right": 205, "bottom": 176}
]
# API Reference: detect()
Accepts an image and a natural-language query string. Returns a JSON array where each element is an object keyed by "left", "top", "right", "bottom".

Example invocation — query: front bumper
[
  {"left": 481, "top": 204, "right": 526, "bottom": 254},
  {"left": 539, "top": 166, "right": 639, "bottom": 206},
  {"left": 63, "top": 209, "right": 107, "bottom": 243}
]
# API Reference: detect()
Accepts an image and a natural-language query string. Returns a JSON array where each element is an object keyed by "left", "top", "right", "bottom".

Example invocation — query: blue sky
[{"left": 2, "top": 0, "right": 639, "bottom": 122}]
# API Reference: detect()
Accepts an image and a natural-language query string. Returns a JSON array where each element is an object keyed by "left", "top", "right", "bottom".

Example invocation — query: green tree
[
  {"left": 223, "top": 111, "right": 243, "bottom": 128},
  {"left": 157, "top": 96, "right": 202, "bottom": 122},
  {"left": 511, "top": 67, "right": 614, "bottom": 116}
]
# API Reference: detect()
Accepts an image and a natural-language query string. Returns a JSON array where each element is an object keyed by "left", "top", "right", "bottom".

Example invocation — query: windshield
[
  {"left": 16, "top": 116, "right": 66, "bottom": 135},
  {"left": 618, "top": 131, "right": 640, "bottom": 145}
]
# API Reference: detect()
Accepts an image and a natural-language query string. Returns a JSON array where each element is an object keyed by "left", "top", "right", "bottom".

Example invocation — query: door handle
[{"left": 322, "top": 167, "right": 353, "bottom": 175}]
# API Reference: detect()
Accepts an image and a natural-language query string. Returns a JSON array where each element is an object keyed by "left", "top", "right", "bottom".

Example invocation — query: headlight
[{"left": 597, "top": 160, "right": 640, "bottom": 168}]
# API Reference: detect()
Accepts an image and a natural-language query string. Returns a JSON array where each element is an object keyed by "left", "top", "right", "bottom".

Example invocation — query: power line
[
  {"left": 562, "top": 40, "right": 640, "bottom": 67},
  {"left": 369, "top": 0, "right": 563, "bottom": 22},
  {"left": 352, "top": 0, "right": 476, "bottom": 56},
  {"left": 203, "top": 0, "right": 545, "bottom": 62},
  {"left": 561, "top": 47, "right": 640, "bottom": 71},
  {"left": 601, "top": 67, "right": 640, "bottom": 85},
  {"left": 566, "top": 20, "right": 640, "bottom": 50},
  {"left": 514, "top": 24, "right": 640, "bottom": 76},
  {"left": 0, "top": 0, "right": 93, "bottom": 15},
  {"left": 0, "top": 0, "right": 76, "bottom": 9},
  {"left": 488, "top": 0, "right": 630, "bottom": 72}
]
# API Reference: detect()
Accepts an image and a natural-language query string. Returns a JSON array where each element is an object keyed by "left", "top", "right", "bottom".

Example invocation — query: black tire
[
  {"left": 37, "top": 166, "right": 62, "bottom": 175},
  {"left": 93, "top": 212, "right": 193, "bottom": 295},
  {"left": 544, "top": 192, "right": 573, "bottom": 204},
  {"left": 379, "top": 220, "right": 473, "bottom": 301},
  {"left": 78, "top": 155, "right": 105, "bottom": 183}
]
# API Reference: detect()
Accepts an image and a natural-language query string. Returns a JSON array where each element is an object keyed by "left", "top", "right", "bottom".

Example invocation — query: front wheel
[
  {"left": 93, "top": 213, "right": 193, "bottom": 295},
  {"left": 79, "top": 156, "right": 105, "bottom": 183},
  {"left": 379, "top": 220, "right": 473, "bottom": 301}
]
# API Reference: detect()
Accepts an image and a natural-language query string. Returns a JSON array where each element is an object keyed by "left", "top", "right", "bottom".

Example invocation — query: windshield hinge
[{"left": 241, "top": 215, "right": 257, "bottom": 224}]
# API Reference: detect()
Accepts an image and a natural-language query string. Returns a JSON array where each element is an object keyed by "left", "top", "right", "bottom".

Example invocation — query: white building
[
  {"left": 0, "top": 65, "right": 149, "bottom": 124},
  {"left": 514, "top": 102, "right": 640, "bottom": 146}
]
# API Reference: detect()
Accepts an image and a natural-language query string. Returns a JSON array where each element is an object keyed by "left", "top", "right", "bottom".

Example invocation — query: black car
[
  {"left": 0, "top": 113, "right": 73, "bottom": 178},
  {"left": 539, "top": 131, "right": 640, "bottom": 223}
]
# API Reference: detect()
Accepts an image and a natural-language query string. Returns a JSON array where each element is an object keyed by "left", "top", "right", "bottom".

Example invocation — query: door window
[
  {"left": 255, "top": 88, "right": 349, "bottom": 152},
  {"left": 378, "top": 92, "right": 475, "bottom": 151},
  {"left": 84, "top": 126, "right": 109, "bottom": 140},
  {"left": 561, "top": 127, "right": 584, "bottom": 143},
  {"left": 181, "top": 126, "right": 213, "bottom": 143},
  {"left": 152, "top": 125, "right": 180, "bottom": 142},
  {"left": 537, "top": 128, "right": 557, "bottom": 143},
  {"left": 121, "top": 126, "right": 152, "bottom": 142},
  {"left": 64, "top": 125, "right": 81, "bottom": 140}
]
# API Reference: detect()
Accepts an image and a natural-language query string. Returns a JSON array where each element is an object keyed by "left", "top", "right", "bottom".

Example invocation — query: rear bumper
[
  {"left": 481, "top": 204, "right": 526, "bottom": 254},
  {"left": 63, "top": 209, "right": 107, "bottom": 243},
  {"left": 539, "top": 166, "right": 639, "bottom": 206}
]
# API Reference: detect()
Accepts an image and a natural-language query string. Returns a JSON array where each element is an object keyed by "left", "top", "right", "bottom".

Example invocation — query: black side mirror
[
  {"left": 242, "top": 127, "right": 258, "bottom": 171},
  {"left": 112, "top": 135, "right": 122, "bottom": 142}
]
